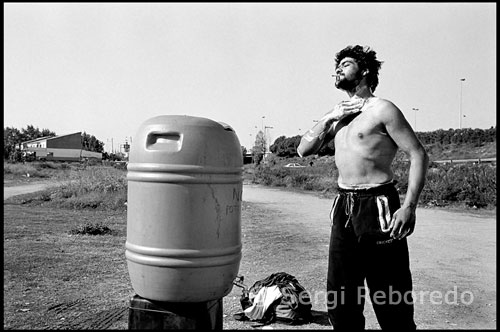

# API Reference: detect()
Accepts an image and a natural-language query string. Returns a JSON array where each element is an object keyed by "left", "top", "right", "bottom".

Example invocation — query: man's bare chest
[{"left": 334, "top": 112, "right": 392, "bottom": 151}]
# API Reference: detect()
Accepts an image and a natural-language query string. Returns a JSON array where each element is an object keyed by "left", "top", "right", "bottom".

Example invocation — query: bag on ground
[{"left": 233, "top": 272, "right": 313, "bottom": 325}]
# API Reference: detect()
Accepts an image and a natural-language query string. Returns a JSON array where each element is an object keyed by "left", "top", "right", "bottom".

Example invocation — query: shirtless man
[{"left": 297, "top": 45, "right": 428, "bottom": 330}]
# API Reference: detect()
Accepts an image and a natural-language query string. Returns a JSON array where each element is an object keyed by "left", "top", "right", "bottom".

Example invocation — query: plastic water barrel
[{"left": 126, "top": 115, "right": 243, "bottom": 302}]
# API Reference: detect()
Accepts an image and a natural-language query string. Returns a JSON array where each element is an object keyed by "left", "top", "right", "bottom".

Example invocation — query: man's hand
[
  {"left": 320, "top": 98, "right": 366, "bottom": 123},
  {"left": 389, "top": 205, "right": 416, "bottom": 240},
  {"left": 298, "top": 97, "right": 367, "bottom": 156}
]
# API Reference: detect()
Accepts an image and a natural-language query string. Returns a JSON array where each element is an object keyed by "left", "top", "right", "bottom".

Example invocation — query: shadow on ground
[{"left": 310, "top": 310, "right": 330, "bottom": 326}]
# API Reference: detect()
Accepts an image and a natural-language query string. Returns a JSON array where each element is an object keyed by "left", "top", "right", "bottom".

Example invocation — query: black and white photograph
[{"left": 4, "top": 2, "right": 496, "bottom": 330}]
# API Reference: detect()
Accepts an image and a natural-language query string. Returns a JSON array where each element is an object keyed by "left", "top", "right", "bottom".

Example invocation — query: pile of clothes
[{"left": 233, "top": 272, "right": 313, "bottom": 326}]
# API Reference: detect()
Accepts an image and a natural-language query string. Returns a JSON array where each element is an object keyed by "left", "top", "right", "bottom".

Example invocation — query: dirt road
[
  {"left": 4, "top": 181, "right": 496, "bottom": 329},
  {"left": 241, "top": 184, "right": 496, "bottom": 329}
]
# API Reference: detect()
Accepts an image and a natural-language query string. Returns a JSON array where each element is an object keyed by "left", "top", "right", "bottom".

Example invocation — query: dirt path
[
  {"left": 242, "top": 184, "right": 496, "bottom": 329},
  {"left": 3, "top": 181, "right": 57, "bottom": 199}
]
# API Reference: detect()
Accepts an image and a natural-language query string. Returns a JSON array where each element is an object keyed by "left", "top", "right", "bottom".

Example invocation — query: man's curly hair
[{"left": 335, "top": 45, "right": 383, "bottom": 92}]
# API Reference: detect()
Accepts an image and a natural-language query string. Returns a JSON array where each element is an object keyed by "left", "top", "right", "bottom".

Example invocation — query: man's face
[{"left": 334, "top": 57, "right": 363, "bottom": 91}]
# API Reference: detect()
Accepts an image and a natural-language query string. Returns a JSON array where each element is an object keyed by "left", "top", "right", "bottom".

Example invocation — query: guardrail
[
  {"left": 397, "top": 157, "right": 496, "bottom": 164},
  {"left": 432, "top": 157, "right": 496, "bottom": 164}
]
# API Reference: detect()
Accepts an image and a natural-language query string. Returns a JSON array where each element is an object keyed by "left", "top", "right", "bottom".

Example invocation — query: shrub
[
  {"left": 69, "top": 222, "right": 114, "bottom": 235},
  {"left": 34, "top": 161, "right": 60, "bottom": 169},
  {"left": 60, "top": 166, "right": 127, "bottom": 195},
  {"left": 396, "top": 162, "right": 496, "bottom": 208},
  {"left": 253, "top": 157, "right": 496, "bottom": 208},
  {"left": 253, "top": 165, "right": 290, "bottom": 186},
  {"left": 52, "top": 166, "right": 127, "bottom": 210},
  {"left": 253, "top": 159, "right": 339, "bottom": 197},
  {"left": 7, "top": 164, "right": 128, "bottom": 211}
]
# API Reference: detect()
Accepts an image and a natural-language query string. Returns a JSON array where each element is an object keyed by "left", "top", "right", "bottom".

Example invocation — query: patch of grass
[
  {"left": 3, "top": 162, "right": 50, "bottom": 179},
  {"left": 54, "top": 166, "right": 127, "bottom": 210},
  {"left": 3, "top": 205, "right": 131, "bottom": 329},
  {"left": 3, "top": 161, "right": 74, "bottom": 180},
  {"left": 251, "top": 156, "right": 339, "bottom": 197},
  {"left": 4, "top": 163, "right": 128, "bottom": 211}
]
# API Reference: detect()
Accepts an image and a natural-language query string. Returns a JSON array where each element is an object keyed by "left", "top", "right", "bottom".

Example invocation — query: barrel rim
[
  {"left": 125, "top": 242, "right": 242, "bottom": 258},
  {"left": 127, "top": 163, "right": 243, "bottom": 174}
]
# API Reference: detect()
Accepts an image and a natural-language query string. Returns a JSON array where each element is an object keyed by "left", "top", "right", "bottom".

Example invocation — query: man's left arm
[{"left": 380, "top": 101, "right": 429, "bottom": 240}]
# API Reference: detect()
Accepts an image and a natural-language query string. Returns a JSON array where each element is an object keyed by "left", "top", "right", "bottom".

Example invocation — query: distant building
[
  {"left": 20, "top": 132, "right": 102, "bottom": 162},
  {"left": 243, "top": 153, "right": 253, "bottom": 164}
]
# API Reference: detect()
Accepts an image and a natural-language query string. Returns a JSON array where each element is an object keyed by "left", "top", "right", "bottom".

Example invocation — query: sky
[{"left": 4, "top": 3, "right": 496, "bottom": 152}]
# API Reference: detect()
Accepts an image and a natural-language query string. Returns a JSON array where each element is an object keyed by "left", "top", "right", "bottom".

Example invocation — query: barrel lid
[{"left": 128, "top": 115, "right": 243, "bottom": 168}]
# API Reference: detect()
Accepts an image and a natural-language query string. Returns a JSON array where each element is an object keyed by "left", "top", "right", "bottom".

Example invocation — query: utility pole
[
  {"left": 261, "top": 116, "right": 266, "bottom": 153},
  {"left": 412, "top": 108, "right": 419, "bottom": 131},
  {"left": 264, "top": 125, "right": 273, "bottom": 154},
  {"left": 459, "top": 78, "right": 466, "bottom": 129}
]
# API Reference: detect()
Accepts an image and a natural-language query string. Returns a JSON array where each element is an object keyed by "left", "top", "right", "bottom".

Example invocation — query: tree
[
  {"left": 269, "top": 135, "right": 287, "bottom": 156},
  {"left": 21, "top": 125, "right": 38, "bottom": 142},
  {"left": 3, "top": 125, "right": 56, "bottom": 160},
  {"left": 81, "top": 132, "right": 104, "bottom": 153},
  {"left": 269, "top": 135, "right": 304, "bottom": 157},
  {"left": 4, "top": 127, "right": 21, "bottom": 160},
  {"left": 252, "top": 130, "right": 266, "bottom": 164}
]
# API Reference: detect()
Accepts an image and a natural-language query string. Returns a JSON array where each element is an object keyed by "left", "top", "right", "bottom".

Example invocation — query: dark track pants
[{"left": 326, "top": 182, "right": 416, "bottom": 330}]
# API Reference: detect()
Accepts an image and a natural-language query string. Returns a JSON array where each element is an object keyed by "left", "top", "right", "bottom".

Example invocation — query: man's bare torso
[{"left": 334, "top": 97, "right": 398, "bottom": 187}]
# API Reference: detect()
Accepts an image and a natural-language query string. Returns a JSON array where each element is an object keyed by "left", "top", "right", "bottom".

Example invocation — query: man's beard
[{"left": 335, "top": 72, "right": 363, "bottom": 92}]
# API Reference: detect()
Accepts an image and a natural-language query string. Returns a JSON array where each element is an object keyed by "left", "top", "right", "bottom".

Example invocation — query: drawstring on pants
[{"left": 344, "top": 192, "right": 355, "bottom": 228}]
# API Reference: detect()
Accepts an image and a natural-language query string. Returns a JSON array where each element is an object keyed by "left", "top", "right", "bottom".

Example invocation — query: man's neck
[{"left": 346, "top": 85, "right": 373, "bottom": 100}]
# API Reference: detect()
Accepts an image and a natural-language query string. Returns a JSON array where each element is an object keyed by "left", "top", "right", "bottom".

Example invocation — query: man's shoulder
[
  {"left": 371, "top": 97, "right": 395, "bottom": 107},
  {"left": 371, "top": 98, "right": 402, "bottom": 117}
]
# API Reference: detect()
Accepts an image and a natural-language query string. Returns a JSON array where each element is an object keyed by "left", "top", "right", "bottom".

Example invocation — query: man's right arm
[{"left": 297, "top": 117, "right": 336, "bottom": 157}]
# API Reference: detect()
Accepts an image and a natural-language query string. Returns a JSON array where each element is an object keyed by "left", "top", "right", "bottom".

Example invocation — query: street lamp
[
  {"left": 107, "top": 138, "right": 115, "bottom": 154},
  {"left": 248, "top": 133, "right": 253, "bottom": 151},
  {"left": 412, "top": 108, "right": 419, "bottom": 131},
  {"left": 459, "top": 78, "right": 466, "bottom": 129},
  {"left": 264, "top": 125, "right": 273, "bottom": 154}
]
